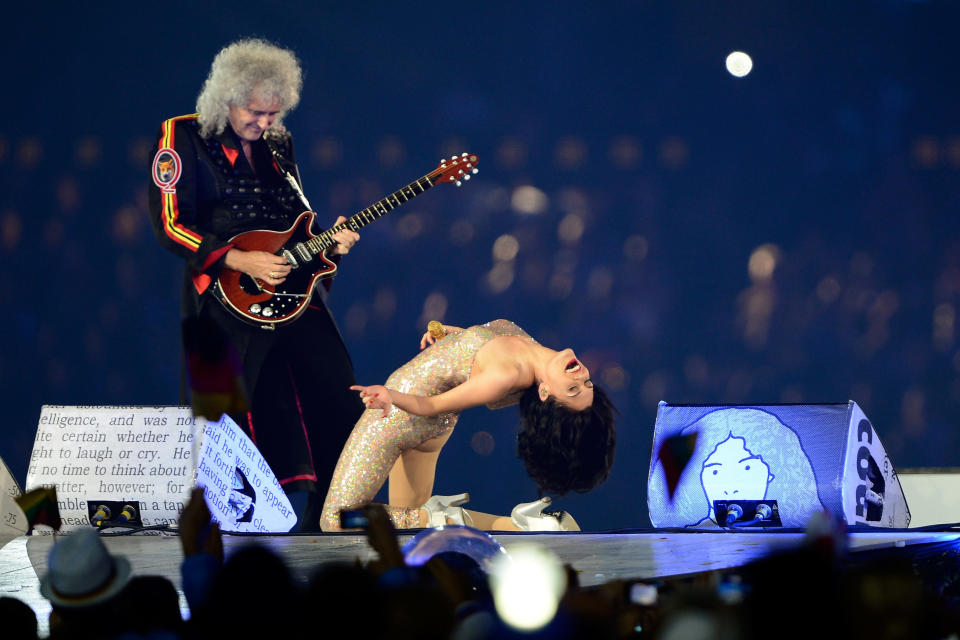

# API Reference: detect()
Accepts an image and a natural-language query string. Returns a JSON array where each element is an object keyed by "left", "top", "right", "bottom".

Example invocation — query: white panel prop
[
  {"left": 195, "top": 414, "right": 297, "bottom": 533},
  {"left": 27, "top": 405, "right": 202, "bottom": 531},
  {"left": 0, "top": 456, "right": 27, "bottom": 540},
  {"left": 897, "top": 470, "right": 960, "bottom": 527}
]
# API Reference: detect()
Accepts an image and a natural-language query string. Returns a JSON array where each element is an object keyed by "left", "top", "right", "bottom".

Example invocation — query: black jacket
[{"left": 147, "top": 113, "right": 318, "bottom": 318}]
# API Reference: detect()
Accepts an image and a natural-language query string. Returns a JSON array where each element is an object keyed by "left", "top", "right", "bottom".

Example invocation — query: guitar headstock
[{"left": 430, "top": 152, "right": 480, "bottom": 187}]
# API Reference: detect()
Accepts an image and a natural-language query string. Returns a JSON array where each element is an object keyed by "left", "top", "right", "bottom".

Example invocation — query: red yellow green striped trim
[{"left": 158, "top": 114, "right": 203, "bottom": 251}]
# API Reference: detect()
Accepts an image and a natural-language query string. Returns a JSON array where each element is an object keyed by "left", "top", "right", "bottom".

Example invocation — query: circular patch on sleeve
[{"left": 152, "top": 148, "right": 182, "bottom": 191}]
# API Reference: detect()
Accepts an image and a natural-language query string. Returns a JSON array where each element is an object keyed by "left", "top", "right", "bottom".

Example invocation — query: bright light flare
[
  {"left": 725, "top": 51, "right": 753, "bottom": 78},
  {"left": 490, "top": 545, "right": 566, "bottom": 631}
]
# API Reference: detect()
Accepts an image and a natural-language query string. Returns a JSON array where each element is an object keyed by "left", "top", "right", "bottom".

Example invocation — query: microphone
[
  {"left": 91, "top": 505, "right": 112, "bottom": 527},
  {"left": 427, "top": 321, "right": 447, "bottom": 340},
  {"left": 724, "top": 503, "right": 744, "bottom": 526},
  {"left": 269, "top": 146, "right": 312, "bottom": 211}
]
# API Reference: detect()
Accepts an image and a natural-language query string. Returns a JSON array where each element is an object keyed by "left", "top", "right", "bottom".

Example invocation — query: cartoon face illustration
[
  {"left": 649, "top": 407, "right": 826, "bottom": 528},
  {"left": 700, "top": 434, "right": 773, "bottom": 520}
]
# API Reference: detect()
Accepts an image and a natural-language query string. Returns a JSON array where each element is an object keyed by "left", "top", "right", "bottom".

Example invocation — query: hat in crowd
[{"left": 39, "top": 528, "right": 132, "bottom": 608}]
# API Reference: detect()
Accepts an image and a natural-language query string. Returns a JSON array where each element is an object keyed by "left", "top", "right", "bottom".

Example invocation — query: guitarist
[{"left": 148, "top": 39, "right": 364, "bottom": 532}]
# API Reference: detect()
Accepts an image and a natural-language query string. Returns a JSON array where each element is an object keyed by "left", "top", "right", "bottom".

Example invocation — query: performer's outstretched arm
[{"left": 351, "top": 369, "right": 516, "bottom": 417}]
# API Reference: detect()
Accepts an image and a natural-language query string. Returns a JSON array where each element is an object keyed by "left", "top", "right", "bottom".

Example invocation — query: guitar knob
[
  {"left": 262, "top": 307, "right": 274, "bottom": 317},
  {"left": 249, "top": 304, "right": 262, "bottom": 314}
]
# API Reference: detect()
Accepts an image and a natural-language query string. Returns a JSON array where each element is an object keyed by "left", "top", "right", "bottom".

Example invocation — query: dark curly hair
[{"left": 516, "top": 383, "right": 617, "bottom": 496}]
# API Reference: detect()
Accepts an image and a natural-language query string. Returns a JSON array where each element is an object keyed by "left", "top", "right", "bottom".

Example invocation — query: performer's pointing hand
[
  {"left": 330, "top": 215, "right": 360, "bottom": 255},
  {"left": 351, "top": 384, "right": 392, "bottom": 417}
]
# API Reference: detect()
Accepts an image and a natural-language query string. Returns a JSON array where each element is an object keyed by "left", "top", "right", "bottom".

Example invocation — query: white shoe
[
  {"left": 510, "top": 497, "right": 580, "bottom": 532},
  {"left": 421, "top": 493, "right": 470, "bottom": 527}
]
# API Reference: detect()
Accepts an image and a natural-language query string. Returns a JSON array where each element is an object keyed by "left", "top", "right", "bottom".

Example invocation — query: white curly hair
[{"left": 195, "top": 38, "right": 303, "bottom": 138}]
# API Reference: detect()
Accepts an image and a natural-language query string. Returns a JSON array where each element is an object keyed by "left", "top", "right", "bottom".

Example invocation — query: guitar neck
[{"left": 310, "top": 173, "right": 437, "bottom": 251}]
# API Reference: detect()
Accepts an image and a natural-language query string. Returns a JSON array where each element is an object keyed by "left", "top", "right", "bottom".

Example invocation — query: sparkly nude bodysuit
[{"left": 320, "top": 320, "right": 531, "bottom": 530}]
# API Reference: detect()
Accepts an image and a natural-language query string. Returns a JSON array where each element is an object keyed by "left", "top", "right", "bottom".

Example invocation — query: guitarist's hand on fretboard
[
  {"left": 224, "top": 248, "right": 292, "bottom": 285},
  {"left": 328, "top": 215, "right": 360, "bottom": 256}
]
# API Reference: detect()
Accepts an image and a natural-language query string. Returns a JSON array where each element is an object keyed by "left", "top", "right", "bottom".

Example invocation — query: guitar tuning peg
[
  {"left": 451, "top": 155, "right": 458, "bottom": 160},
  {"left": 472, "top": 168, "right": 479, "bottom": 174},
  {"left": 461, "top": 152, "right": 467, "bottom": 157},
  {"left": 455, "top": 180, "right": 462, "bottom": 187},
  {"left": 463, "top": 174, "right": 470, "bottom": 181},
  {"left": 458, "top": 169, "right": 464, "bottom": 174}
]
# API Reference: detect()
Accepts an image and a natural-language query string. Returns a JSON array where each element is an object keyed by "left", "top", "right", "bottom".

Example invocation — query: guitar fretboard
[{"left": 304, "top": 173, "right": 437, "bottom": 254}]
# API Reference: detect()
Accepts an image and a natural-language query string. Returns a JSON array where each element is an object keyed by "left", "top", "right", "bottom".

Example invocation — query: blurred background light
[
  {"left": 492, "top": 234, "right": 520, "bottom": 262},
  {"left": 486, "top": 262, "right": 515, "bottom": 294},
  {"left": 557, "top": 213, "right": 585, "bottom": 245},
  {"left": 658, "top": 137, "right": 689, "bottom": 169},
  {"left": 748, "top": 243, "right": 780, "bottom": 283},
  {"left": 377, "top": 136, "right": 406, "bottom": 169},
  {"left": 510, "top": 185, "right": 548, "bottom": 215},
  {"left": 555, "top": 136, "right": 588, "bottom": 170},
  {"left": 623, "top": 234, "right": 649, "bottom": 262},
  {"left": 420, "top": 292, "right": 448, "bottom": 326},
  {"left": 1, "top": 210, "right": 22, "bottom": 252},
  {"left": 311, "top": 136, "right": 342, "bottom": 169}
]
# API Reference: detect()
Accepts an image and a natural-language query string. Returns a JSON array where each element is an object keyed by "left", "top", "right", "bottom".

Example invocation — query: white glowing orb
[
  {"left": 490, "top": 545, "right": 566, "bottom": 631},
  {"left": 725, "top": 51, "right": 753, "bottom": 77}
]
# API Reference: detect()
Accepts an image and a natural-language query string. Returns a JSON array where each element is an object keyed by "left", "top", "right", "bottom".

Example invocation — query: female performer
[{"left": 319, "top": 319, "right": 616, "bottom": 531}]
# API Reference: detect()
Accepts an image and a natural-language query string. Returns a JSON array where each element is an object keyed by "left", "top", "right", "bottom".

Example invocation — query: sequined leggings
[
  {"left": 318, "top": 405, "right": 459, "bottom": 530},
  {"left": 319, "top": 362, "right": 461, "bottom": 530}
]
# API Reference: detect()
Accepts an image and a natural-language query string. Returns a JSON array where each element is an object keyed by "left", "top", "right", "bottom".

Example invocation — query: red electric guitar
[{"left": 210, "top": 153, "right": 479, "bottom": 328}]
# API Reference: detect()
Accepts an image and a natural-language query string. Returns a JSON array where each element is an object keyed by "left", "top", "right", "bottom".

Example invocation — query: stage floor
[{"left": 2, "top": 529, "right": 957, "bottom": 636}]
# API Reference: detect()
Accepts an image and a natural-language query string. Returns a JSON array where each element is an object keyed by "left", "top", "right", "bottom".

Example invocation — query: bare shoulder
[{"left": 472, "top": 337, "right": 534, "bottom": 388}]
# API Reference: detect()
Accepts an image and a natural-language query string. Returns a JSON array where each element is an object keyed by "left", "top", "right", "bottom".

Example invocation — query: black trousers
[{"left": 201, "top": 300, "right": 364, "bottom": 499}]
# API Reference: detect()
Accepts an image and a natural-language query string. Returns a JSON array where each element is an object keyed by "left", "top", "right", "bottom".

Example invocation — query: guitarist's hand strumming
[{"left": 224, "top": 248, "right": 292, "bottom": 284}]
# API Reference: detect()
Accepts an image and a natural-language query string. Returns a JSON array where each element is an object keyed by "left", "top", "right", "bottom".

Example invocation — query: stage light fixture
[{"left": 490, "top": 545, "right": 566, "bottom": 631}]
